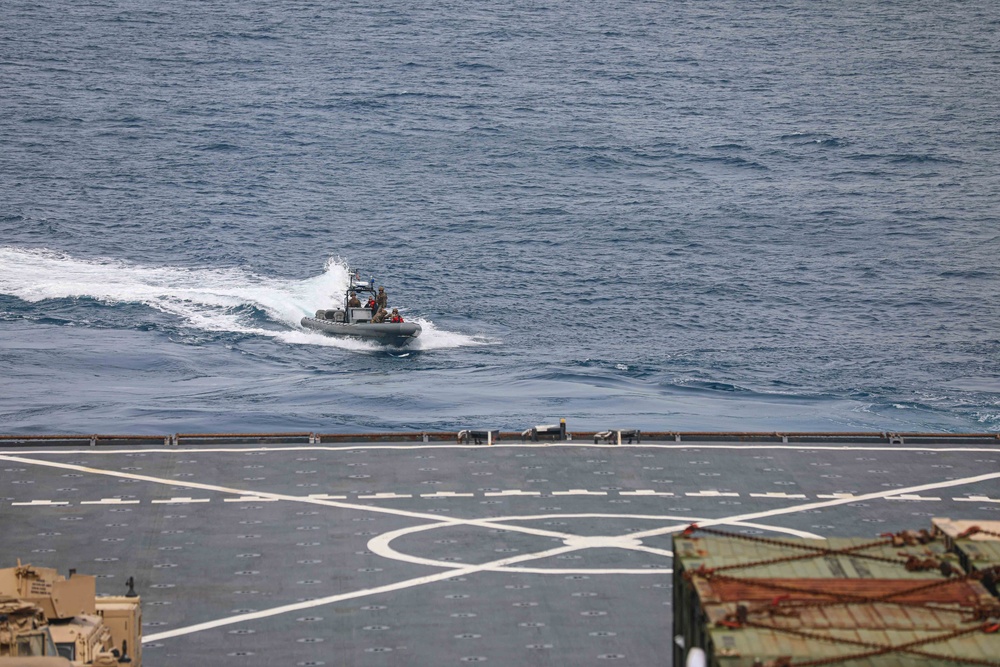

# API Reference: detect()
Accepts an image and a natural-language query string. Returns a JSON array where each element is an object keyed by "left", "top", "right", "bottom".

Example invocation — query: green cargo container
[{"left": 672, "top": 526, "right": 996, "bottom": 667}]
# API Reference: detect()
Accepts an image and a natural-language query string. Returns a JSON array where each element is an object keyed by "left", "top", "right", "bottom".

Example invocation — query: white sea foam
[
  {"left": 0, "top": 247, "right": 485, "bottom": 351},
  {"left": 408, "top": 318, "right": 491, "bottom": 351}
]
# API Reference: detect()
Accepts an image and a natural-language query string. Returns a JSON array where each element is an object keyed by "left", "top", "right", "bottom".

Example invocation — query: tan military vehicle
[{"left": 0, "top": 561, "right": 140, "bottom": 666}]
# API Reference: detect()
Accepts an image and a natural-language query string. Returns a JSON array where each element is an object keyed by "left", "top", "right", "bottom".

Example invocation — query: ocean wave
[
  {"left": 778, "top": 133, "right": 847, "bottom": 148},
  {"left": 675, "top": 379, "right": 751, "bottom": 393},
  {"left": 523, "top": 369, "right": 641, "bottom": 392},
  {"left": 846, "top": 152, "right": 962, "bottom": 165},
  {"left": 973, "top": 412, "right": 1000, "bottom": 430},
  {"left": 192, "top": 142, "right": 241, "bottom": 151},
  {"left": 691, "top": 154, "right": 768, "bottom": 170},
  {"left": 455, "top": 61, "right": 504, "bottom": 72},
  {"left": 376, "top": 91, "right": 463, "bottom": 100},
  {"left": 888, "top": 153, "right": 962, "bottom": 165}
]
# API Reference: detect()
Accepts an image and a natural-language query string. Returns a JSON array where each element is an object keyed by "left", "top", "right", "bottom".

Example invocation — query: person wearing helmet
[
  {"left": 390, "top": 308, "right": 404, "bottom": 324},
  {"left": 371, "top": 307, "right": 388, "bottom": 324},
  {"left": 376, "top": 286, "right": 388, "bottom": 312},
  {"left": 348, "top": 292, "right": 361, "bottom": 307}
]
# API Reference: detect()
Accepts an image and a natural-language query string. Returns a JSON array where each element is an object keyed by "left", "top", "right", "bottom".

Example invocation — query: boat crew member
[
  {"left": 390, "top": 308, "right": 403, "bottom": 323},
  {"left": 371, "top": 307, "right": 388, "bottom": 323},
  {"left": 348, "top": 292, "right": 361, "bottom": 307},
  {"left": 366, "top": 296, "right": 377, "bottom": 314},
  {"left": 376, "top": 286, "right": 388, "bottom": 312}
]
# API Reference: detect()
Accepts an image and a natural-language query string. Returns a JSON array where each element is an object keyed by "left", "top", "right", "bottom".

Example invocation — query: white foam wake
[{"left": 0, "top": 247, "right": 489, "bottom": 351}]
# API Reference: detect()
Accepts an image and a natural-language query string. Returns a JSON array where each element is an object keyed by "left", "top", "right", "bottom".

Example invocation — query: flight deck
[{"left": 2, "top": 431, "right": 999, "bottom": 666}]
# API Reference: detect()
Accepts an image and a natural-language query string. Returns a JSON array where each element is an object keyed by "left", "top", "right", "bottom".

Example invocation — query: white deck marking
[
  {"left": 627, "top": 544, "right": 675, "bottom": 558},
  {"left": 143, "top": 544, "right": 583, "bottom": 643},
  {"left": 7, "top": 490, "right": 977, "bottom": 507},
  {"left": 625, "top": 470, "right": 1000, "bottom": 541},
  {"left": 11, "top": 499, "right": 68, "bottom": 506},
  {"left": 367, "top": 514, "right": 823, "bottom": 574},
  {"left": 686, "top": 491, "right": 739, "bottom": 497},
  {"left": 144, "top": 509, "right": 834, "bottom": 640},
  {"left": 0, "top": 455, "right": 574, "bottom": 542},
  {"left": 80, "top": 498, "right": 141, "bottom": 505},
  {"left": 484, "top": 490, "right": 541, "bottom": 497},
  {"left": 620, "top": 490, "right": 674, "bottom": 497},
  {"left": 6, "top": 490, "right": 991, "bottom": 507},
  {"left": 151, "top": 497, "right": 211, "bottom": 504},
  {"left": 563, "top": 535, "right": 644, "bottom": 549}
]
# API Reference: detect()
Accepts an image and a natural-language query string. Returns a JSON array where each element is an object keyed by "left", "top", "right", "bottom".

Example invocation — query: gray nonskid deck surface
[{"left": 2, "top": 439, "right": 1000, "bottom": 666}]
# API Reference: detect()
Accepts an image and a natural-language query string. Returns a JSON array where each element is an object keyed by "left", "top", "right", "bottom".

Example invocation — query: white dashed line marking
[
  {"left": 685, "top": 491, "right": 739, "bottom": 497},
  {"left": 8, "top": 489, "right": 991, "bottom": 507},
  {"left": 620, "top": 490, "right": 675, "bottom": 497},
  {"left": 5, "top": 488, "right": 997, "bottom": 507},
  {"left": 953, "top": 495, "right": 1000, "bottom": 503},
  {"left": 151, "top": 497, "right": 211, "bottom": 504},
  {"left": 80, "top": 498, "right": 141, "bottom": 505},
  {"left": 484, "top": 490, "right": 541, "bottom": 497},
  {"left": 11, "top": 499, "right": 69, "bottom": 506}
]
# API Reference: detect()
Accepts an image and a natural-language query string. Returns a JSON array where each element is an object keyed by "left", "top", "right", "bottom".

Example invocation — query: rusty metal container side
[
  {"left": 702, "top": 598, "right": 996, "bottom": 632},
  {"left": 680, "top": 580, "right": 999, "bottom": 667},
  {"left": 702, "top": 625, "right": 1000, "bottom": 667},
  {"left": 690, "top": 576, "right": 994, "bottom": 607},
  {"left": 673, "top": 536, "right": 960, "bottom": 581},
  {"left": 672, "top": 529, "right": 983, "bottom": 667}
]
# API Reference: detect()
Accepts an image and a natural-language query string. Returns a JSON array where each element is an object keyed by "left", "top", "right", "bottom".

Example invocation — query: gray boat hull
[{"left": 301, "top": 316, "right": 421, "bottom": 347}]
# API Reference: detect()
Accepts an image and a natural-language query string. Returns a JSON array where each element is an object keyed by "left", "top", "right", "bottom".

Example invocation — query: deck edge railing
[{"left": 0, "top": 431, "right": 997, "bottom": 447}]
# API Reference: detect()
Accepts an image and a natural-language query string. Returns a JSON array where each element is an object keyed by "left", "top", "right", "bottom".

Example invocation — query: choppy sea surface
[{"left": 2, "top": 0, "right": 999, "bottom": 435}]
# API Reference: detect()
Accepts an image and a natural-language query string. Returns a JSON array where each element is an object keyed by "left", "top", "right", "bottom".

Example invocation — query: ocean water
[{"left": 1, "top": 0, "right": 999, "bottom": 434}]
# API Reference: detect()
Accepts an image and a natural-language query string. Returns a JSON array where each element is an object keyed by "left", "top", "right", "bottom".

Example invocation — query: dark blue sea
[{"left": 2, "top": 0, "right": 999, "bottom": 435}]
